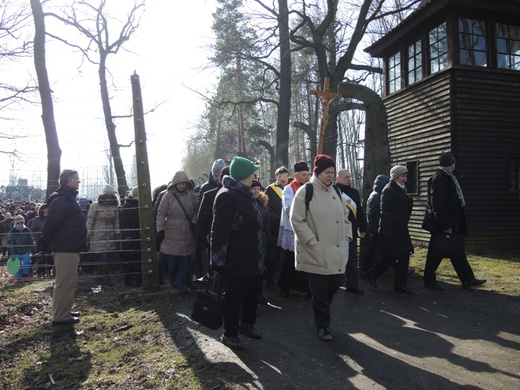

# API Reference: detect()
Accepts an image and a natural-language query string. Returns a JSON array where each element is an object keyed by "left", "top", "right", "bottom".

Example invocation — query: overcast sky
[{"left": 2, "top": 0, "right": 218, "bottom": 194}]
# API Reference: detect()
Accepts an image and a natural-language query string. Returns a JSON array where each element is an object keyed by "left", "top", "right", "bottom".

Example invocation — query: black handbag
[
  {"left": 429, "top": 234, "right": 465, "bottom": 258},
  {"left": 191, "top": 280, "right": 224, "bottom": 330}
]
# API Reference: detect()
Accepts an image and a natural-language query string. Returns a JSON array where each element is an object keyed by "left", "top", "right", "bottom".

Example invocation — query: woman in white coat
[{"left": 290, "top": 154, "right": 352, "bottom": 342}]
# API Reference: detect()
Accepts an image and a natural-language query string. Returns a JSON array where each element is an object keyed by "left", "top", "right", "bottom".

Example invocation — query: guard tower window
[
  {"left": 459, "top": 18, "right": 487, "bottom": 67},
  {"left": 429, "top": 22, "right": 448, "bottom": 74},
  {"left": 497, "top": 23, "right": 520, "bottom": 70},
  {"left": 388, "top": 52, "right": 402, "bottom": 93},
  {"left": 407, "top": 40, "right": 423, "bottom": 85}
]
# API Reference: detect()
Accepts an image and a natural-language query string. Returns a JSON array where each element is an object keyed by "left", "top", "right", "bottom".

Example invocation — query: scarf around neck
[
  {"left": 289, "top": 179, "right": 302, "bottom": 194},
  {"left": 439, "top": 166, "right": 466, "bottom": 207}
]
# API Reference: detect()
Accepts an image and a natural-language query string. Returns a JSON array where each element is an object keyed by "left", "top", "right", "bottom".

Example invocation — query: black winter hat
[
  {"left": 439, "top": 152, "right": 456, "bottom": 166},
  {"left": 294, "top": 160, "right": 309, "bottom": 172}
]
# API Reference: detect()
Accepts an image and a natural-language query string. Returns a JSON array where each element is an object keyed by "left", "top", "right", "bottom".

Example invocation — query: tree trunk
[
  {"left": 98, "top": 54, "right": 128, "bottom": 197},
  {"left": 30, "top": 0, "right": 61, "bottom": 198},
  {"left": 276, "top": 0, "right": 291, "bottom": 168},
  {"left": 338, "top": 82, "right": 390, "bottom": 202}
]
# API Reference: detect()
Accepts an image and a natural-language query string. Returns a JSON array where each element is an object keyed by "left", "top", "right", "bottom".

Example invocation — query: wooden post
[
  {"left": 310, "top": 77, "right": 342, "bottom": 154},
  {"left": 131, "top": 72, "right": 159, "bottom": 290}
]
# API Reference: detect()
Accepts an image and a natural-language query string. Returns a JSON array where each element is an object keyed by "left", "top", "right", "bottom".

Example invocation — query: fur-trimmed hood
[{"left": 257, "top": 191, "right": 268, "bottom": 207}]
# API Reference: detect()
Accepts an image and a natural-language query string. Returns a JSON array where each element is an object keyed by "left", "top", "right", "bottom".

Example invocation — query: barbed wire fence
[
  {"left": 2, "top": 74, "right": 163, "bottom": 288},
  {"left": 0, "top": 163, "right": 158, "bottom": 285}
]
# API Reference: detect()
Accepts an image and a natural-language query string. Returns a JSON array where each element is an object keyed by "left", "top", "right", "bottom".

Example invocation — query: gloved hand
[{"left": 156, "top": 230, "right": 165, "bottom": 245}]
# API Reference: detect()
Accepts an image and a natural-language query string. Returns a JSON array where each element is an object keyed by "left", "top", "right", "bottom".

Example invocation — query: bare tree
[
  {"left": 45, "top": 0, "right": 145, "bottom": 196},
  {"left": 1, "top": 0, "right": 38, "bottom": 159},
  {"left": 252, "top": 0, "right": 292, "bottom": 168},
  {"left": 290, "top": 0, "right": 421, "bottom": 158},
  {"left": 0, "top": 0, "right": 35, "bottom": 111},
  {"left": 30, "top": 0, "right": 62, "bottom": 197}
]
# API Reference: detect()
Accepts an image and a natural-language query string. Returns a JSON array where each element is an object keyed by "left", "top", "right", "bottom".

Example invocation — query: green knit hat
[{"left": 229, "top": 156, "right": 260, "bottom": 181}]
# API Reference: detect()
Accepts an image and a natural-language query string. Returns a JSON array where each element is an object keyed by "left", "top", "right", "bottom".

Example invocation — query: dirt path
[{"left": 178, "top": 273, "right": 520, "bottom": 389}]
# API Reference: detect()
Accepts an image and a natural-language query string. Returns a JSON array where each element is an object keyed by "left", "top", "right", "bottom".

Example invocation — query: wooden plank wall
[
  {"left": 383, "top": 69, "right": 520, "bottom": 245},
  {"left": 384, "top": 73, "right": 453, "bottom": 244},
  {"left": 453, "top": 68, "right": 520, "bottom": 244}
]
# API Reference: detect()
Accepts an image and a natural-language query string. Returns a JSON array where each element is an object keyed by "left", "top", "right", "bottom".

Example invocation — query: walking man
[
  {"left": 264, "top": 166, "right": 290, "bottom": 286},
  {"left": 336, "top": 169, "right": 366, "bottom": 294},
  {"left": 422, "top": 152, "right": 486, "bottom": 290}
]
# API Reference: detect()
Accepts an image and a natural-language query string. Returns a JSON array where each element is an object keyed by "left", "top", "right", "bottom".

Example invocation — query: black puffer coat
[
  {"left": 42, "top": 185, "right": 87, "bottom": 253},
  {"left": 378, "top": 180, "right": 413, "bottom": 258},
  {"left": 366, "top": 175, "right": 390, "bottom": 234}
]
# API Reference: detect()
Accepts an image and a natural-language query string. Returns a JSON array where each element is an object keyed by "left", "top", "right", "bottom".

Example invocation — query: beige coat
[
  {"left": 156, "top": 171, "right": 197, "bottom": 256},
  {"left": 87, "top": 196, "right": 120, "bottom": 253},
  {"left": 290, "top": 176, "right": 352, "bottom": 275}
]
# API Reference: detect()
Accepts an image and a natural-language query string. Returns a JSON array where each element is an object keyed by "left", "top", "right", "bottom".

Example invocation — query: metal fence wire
[{"left": 1, "top": 202, "right": 153, "bottom": 285}]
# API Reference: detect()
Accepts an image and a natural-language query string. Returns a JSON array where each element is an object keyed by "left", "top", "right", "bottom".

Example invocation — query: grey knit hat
[
  {"left": 212, "top": 159, "right": 226, "bottom": 174},
  {"left": 390, "top": 165, "right": 408, "bottom": 180}
]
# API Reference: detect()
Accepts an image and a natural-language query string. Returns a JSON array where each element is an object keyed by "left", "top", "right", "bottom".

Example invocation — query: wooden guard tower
[{"left": 365, "top": 0, "right": 520, "bottom": 245}]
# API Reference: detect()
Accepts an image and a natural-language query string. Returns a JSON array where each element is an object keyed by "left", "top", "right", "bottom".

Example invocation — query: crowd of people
[
  {"left": 0, "top": 151, "right": 487, "bottom": 343},
  {"left": 0, "top": 181, "right": 142, "bottom": 287}
]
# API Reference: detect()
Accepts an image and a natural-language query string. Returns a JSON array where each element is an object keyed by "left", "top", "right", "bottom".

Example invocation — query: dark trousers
[
  {"left": 223, "top": 274, "right": 262, "bottom": 337},
  {"left": 360, "top": 232, "right": 381, "bottom": 272},
  {"left": 278, "top": 249, "right": 293, "bottom": 291},
  {"left": 123, "top": 249, "right": 142, "bottom": 285},
  {"left": 423, "top": 236, "right": 475, "bottom": 284},
  {"left": 278, "top": 250, "right": 309, "bottom": 293},
  {"left": 345, "top": 239, "right": 360, "bottom": 288},
  {"left": 372, "top": 255, "right": 410, "bottom": 287},
  {"left": 166, "top": 255, "right": 190, "bottom": 288},
  {"left": 306, "top": 273, "right": 344, "bottom": 329},
  {"left": 265, "top": 236, "right": 280, "bottom": 281}
]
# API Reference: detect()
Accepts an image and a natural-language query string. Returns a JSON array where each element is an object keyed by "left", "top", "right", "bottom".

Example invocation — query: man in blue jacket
[{"left": 43, "top": 170, "right": 87, "bottom": 325}]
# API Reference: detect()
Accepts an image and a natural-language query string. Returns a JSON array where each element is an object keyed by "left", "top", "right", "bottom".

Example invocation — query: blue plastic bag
[{"left": 13, "top": 253, "right": 32, "bottom": 279}]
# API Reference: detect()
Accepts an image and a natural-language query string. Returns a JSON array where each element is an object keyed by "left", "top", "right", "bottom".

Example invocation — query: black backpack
[{"left": 304, "top": 182, "right": 342, "bottom": 212}]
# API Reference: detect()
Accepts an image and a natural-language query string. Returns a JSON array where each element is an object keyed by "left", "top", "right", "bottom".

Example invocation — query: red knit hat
[{"left": 313, "top": 154, "right": 336, "bottom": 176}]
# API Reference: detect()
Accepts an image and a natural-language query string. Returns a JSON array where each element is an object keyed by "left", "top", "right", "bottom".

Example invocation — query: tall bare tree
[
  {"left": 30, "top": 0, "right": 62, "bottom": 197},
  {"left": 253, "top": 0, "right": 292, "bottom": 168},
  {"left": 45, "top": 0, "right": 145, "bottom": 196}
]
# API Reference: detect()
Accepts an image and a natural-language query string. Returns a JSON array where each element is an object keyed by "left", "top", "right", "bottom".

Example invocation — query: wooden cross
[{"left": 310, "top": 77, "right": 342, "bottom": 154}]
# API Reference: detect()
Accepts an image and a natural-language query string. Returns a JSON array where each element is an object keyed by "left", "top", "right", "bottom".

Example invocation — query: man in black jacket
[
  {"left": 196, "top": 166, "right": 229, "bottom": 282},
  {"left": 336, "top": 169, "right": 367, "bottom": 294},
  {"left": 423, "top": 152, "right": 486, "bottom": 290},
  {"left": 197, "top": 159, "right": 225, "bottom": 202},
  {"left": 264, "top": 166, "right": 289, "bottom": 286},
  {"left": 43, "top": 170, "right": 87, "bottom": 325}
]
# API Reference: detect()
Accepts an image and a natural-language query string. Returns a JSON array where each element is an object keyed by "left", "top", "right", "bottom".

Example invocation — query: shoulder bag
[{"left": 173, "top": 192, "right": 196, "bottom": 237}]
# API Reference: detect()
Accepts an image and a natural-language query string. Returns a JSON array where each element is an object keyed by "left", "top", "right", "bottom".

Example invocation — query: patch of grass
[{"left": 410, "top": 246, "right": 520, "bottom": 295}]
